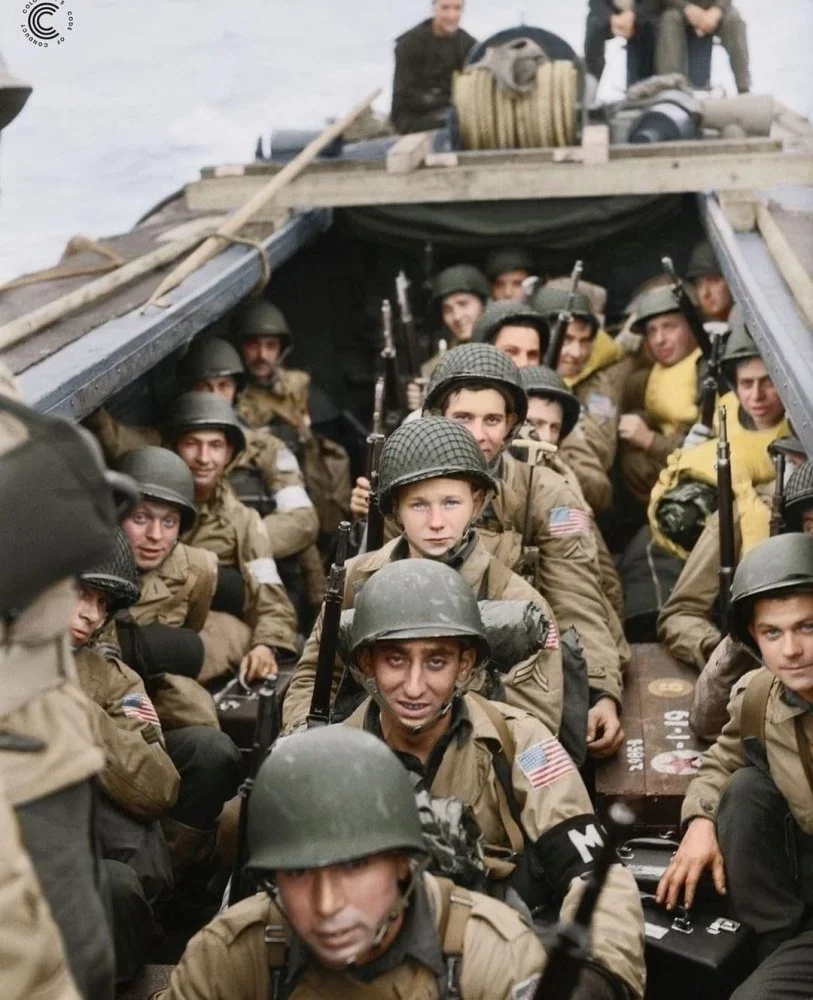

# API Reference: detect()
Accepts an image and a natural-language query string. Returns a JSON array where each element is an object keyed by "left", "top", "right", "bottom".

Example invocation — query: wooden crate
[{"left": 595, "top": 644, "right": 706, "bottom": 837}]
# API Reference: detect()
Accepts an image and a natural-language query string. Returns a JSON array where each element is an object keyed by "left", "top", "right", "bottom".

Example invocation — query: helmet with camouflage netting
[
  {"left": 79, "top": 527, "right": 141, "bottom": 614},
  {"left": 423, "top": 343, "right": 528, "bottom": 423},
  {"left": 519, "top": 365, "right": 581, "bottom": 439},
  {"left": 377, "top": 417, "right": 496, "bottom": 515},
  {"left": 113, "top": 446, "right": 198, "bottom": 534},
  {"left": 246, "top": 726, "right": 426, "bottom": 872},
  {"left": 164, "top": 391, "right": 246, "bottom": 457},
  {"left": 784, "top": 460, "right": 813, "bottom": 532},
  {"left": 177, "top": 337, "right": 246, "bottom": 389},
  {"left": 471, "top": 300, "right": 550, "bottom": 355}
]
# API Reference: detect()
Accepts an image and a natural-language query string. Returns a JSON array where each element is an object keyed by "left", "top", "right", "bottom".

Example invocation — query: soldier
[
  {"left": 422, "top": 344, "right": 627, "bottom": 754},
  {"left": 164, "top": 392, "right": 298, "bottom": 683},
  {"left": 69, "top": 532, "right": 178, "bottom": 984},
  {"left": 345, "top": 560, "right": 646, "bottom": 998},
  {"left": 419, "top": 264, "right": 491, "bottom": 380},
  {"left": 656, "top": 0, "right": 750, "bottom": 94},
  {"left": 158, "top": 724, "right": 549, "bottom": 1000},
  {"left": 584, "top": 0, "right": 661, "bottom": 88},
  {"left": 286, "top": 416, "right": 567, "bottom": 740},
  {"left": 391, "top": 0, "right": 476, "bottom": 135},
  {"left": 686, "top": 239, "right": 734, "bottom": 323},
  {"left": 657, "top": 533, "right": 813, "bottom": 997},
  {"left": 472, "top": 300, "right": 550, "bottom": 370},
  {"left": 484, "top": 247, "right": 535, "bottom": 302},
  {"left": 618, "top": 285, "right": 701, "bottom": 506}
]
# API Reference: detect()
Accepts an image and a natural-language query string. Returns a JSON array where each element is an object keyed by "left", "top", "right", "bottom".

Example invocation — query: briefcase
[
  {"left": 640, "top": 896, "right": 756, "bottom": 1000},
  {"left": 618, "top": 837, "right": 717, "bottom": 905}
]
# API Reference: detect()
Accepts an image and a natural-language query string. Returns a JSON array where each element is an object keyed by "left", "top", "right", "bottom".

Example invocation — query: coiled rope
[{"left": 453, "top": 60, "right": 578, "bottom": 151}]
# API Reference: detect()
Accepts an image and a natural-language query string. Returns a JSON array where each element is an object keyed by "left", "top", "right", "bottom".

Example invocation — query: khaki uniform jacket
[
  {"left": 0, "top": 774, "right": 82, "bottom": 1000},
  {"left": 657, "top": 481, "right": 772, "bottom": 670},
  {"left": 74, "top": 646, "right": 180, "bottom": 821},
  {"left": 156, "top": 873, "right": 544, "bottom": 1000},
  {"left": 283, "top": 534, "right": 564, "bottom": 736},
  {"left": 132, "top": 543, "right": 219, "bottom": 632},
  {"left": 236, "top": 370, "right": 311, "bottom": 437},
  {"left": 479, "top": 452, "right": 624, "bottom": 704},
  {"left": 183, "top": 482, "right": 298, "bottom": 654},
  {"left": 682, "top": 669, "right": 813, "bottom": 834},
  {"left": 558, "top": 415, "right": 613, "bottom": 515},
  {"left": 689, "top": 636, "right": 758, "bottom": 743},
  {"left": 347, "top": 696, "right": 646, "bottom": 997}
]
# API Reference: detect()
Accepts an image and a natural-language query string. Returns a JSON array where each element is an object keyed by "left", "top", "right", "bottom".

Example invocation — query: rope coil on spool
[{"left": 453, "top": 60, "right": 578, "bottom": 151}]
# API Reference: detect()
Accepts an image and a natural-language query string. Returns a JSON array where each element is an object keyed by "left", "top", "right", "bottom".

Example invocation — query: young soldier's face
[
  {"left": 645, "top": 312, "right": 696, "bottom": 367},
  {"left": 432, "top": 0, "right": 463, "bottom": 36},
  {"left": 695, "top": 274, "right": 733, "bottom": 322},
  {"left": 750, "top": 592, "right": 813, "bottom": 701},
  {"left": 491, "top": 269, "right": 529, "bottom": 301},
  {"left": 441, "top": 293, "right": 483, "bottom": 344},
  {"left": 557, "top": 319, "right": 594, "bottom": 378},
  {"left": 275, "top": 854, "right": 409, "bottom": 969},
  {"left": 527, "top": 397, "right": 564, "bottom": 445},
  {"left": 122, "top": 499, "right": 182, "bottom": 570},
  {"left": 69, "top": 584, "right": 111, "bottom": 648},
  {"left": 493, "top": 324, "right": 542, "bottom": 368},
  {"left": 735, "top": 359, "right": 784, "bottom": 430},
  {"left": 241, "top": 336, "right": 283, "bottom": 383},
  {"left": 443, "top": 387, "right": 516, "bottom": 462},
  {"left": 395, "top": 477, "right": 483, "bottom": 557},
  {"left": 176, "top": 430, "right": 234, "bottom": 498},
  {"left": 360, "top": 638, "right": 475, "bottom": 729},
  {"left": 192, "top": 376, "right": 238, "bottom": 405}
]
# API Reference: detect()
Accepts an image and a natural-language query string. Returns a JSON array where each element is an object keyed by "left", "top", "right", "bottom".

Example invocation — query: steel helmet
[
  {"left": 177, "top": 337, "right": 245, "bottom": 389},
  {"left": 377, "top": 417, "right": 496, "bottom": 515},
  {"left": 164, "top": 391, "right": 246, "bottom": 458},
  {"left": 531, "top": 287, "right": 599, "bottom": 335},
  {"left": 719, "top": 307, "right": 760, "bottom": 389},
  {"left": 519, "top": 365, "right": 582, "bottom": 439},
  {"left": 79, "top": 528, "right": 141, "bottom": 614},
  {"left": 430, "top": 264, "right": 490, "bottom": 305},
  {"left": 233, "top": 299, "right": 292, "bottom": 347},
  {"left": 686, "top": 240, "right": 721, "bottom": 282},
  {"left": 113, "top": 446, "right": 198, "bottom": 534},
  {"left": 471, "top": 300, "right": 550, "bottom": 356},
  {"left": 728, "top": 533, "right": 813, "bottom": 649},
  {"left": 784, "top": 461, "right": 813, "bottom": 532},
  {"left": 424, "top": 343, "right": 528, "bottom": 424},
  {"left": 350, "top": 559, "right": 490, "bottom": 665},
  {"left": 484, "top": 247, "right": 534, "bottom": 282},
  {"left": 246, "top": 726, "right": 426, "bottom": 872},
  {"left": 630, "top": 285, "right": 683, "bottom": 334}
]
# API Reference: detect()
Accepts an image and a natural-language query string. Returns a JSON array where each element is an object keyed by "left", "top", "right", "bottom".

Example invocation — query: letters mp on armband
[
  {"left": 548, "top": 506, "right": 591, "bottom": 537},
  {"left": 248, "top": 557, "right": 283, "bottom": 586},
  {"left": 518, "top": 738, "right": 575, "bottom": 789},
  {"left": 121, "top": 693, "right": 160, "bottom": 726}
]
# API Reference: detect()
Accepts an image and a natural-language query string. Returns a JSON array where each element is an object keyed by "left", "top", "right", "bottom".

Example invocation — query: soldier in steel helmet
[
  {"left": 68, "top": 529, "right": 179, "bottom": 984},
  {"left": 164, "top": 392, "right": 298, "bottom": 685},
  {"left": 685, "top": 240, "right": 734, "bottom": 324},
  {"left": 657, "top": 532, "right": 813, "bottom": 998},
  {"left": 344, "top": 559, "right": 646, "bottom": 999},
  {"left": 417, "top": 264, "right": 491, "bottom": 382},
  {"left": 472, "top": 300, "right": 550, "bottom": 371},
  {"left": 286, "top": 416, "right": 567, "bottom": 740},
  {"left": 157, "top": 725, "right": 548, "bottom": 1000},
  {"left": 421, "top": 343, "right": 627, "bottom": 757},
  {"left": 484, "top": 247, "right": 536, "bottom": 302}
]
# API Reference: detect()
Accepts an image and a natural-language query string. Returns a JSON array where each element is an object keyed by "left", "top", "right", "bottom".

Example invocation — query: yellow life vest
[
  {"left": 644, "top": 348, "right": 702, "bottom": 435},
  {"left": 564, "top": 329, "right": 623, "bottom": 389}
]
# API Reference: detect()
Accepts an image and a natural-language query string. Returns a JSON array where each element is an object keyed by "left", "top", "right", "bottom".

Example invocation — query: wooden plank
[
  {"left": 186, "top": 151, "right": 813, "bottom": 214},
  {"left": 595, "top": 644, "right": 705, "bottom": 836},
  {"left": 718, "top": 189, "right": 758, "bottom": 232},
  {"left": 757, "top": 201, "right": 813, "bottom": 329},
  {"left": 581, "top": 124, "right": 610, "bottom": 165},
  {"left": 386, "top": 131, "right": 431, "bottom": 174}
]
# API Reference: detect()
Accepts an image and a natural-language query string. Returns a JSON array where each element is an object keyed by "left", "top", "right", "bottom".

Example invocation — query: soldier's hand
[
  {"left": 656, "top": 817, "right": 726, "bottom": 911},
  {"left": 619, "top": 414, "right": 655, "bottom": 452},
  {"left": 350, "top": 477, "right": 371, "bottom": 521},
  {"left": 586, "top": 698, "right": 625, "bottom": 758},
  {"left": 240, "top": 645, "right": 279, "bottom": 684}
]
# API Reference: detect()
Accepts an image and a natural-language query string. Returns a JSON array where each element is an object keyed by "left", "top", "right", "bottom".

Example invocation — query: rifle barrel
[
  {"left": 662, "top": 255, "right": 712, "bottom": 358},
  {"left": 770, "top": 451, "right": 786, "bottom": 537},
  {"left": 308, "top": 522, "right": 351, "bottom": 727},
  {"left": 544, "top": 260, "right": 583, "bottom": 369},
  {"left": 717, "top": 406, "right": 735, "bottom": 621}
]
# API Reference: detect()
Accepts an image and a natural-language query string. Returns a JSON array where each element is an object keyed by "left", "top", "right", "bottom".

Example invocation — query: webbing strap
[
  {"left": 794, "top": 716, "right": 813, "bottom": 801},
  {"left": 739, "top": 669, "right": 773, "bottom": 745}
]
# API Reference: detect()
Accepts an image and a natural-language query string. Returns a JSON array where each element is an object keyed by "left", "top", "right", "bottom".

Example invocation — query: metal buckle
[
  {"left": 671, "top": 909, "right": 694, "bottom": 935},
  {"left": 707, "top": 918, "right": 741, "bottom": 935}
]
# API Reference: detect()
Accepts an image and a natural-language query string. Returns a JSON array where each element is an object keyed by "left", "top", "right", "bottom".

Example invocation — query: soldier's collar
[{"left": 780, "top": 686, "right": 813, "bottom": 715}]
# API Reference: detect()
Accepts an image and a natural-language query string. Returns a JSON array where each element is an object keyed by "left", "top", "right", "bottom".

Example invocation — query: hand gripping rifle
[
  {"left": 717, "top": 406, "right": 736, "bottom": 622},
  {"left": 769, "top": 447, "right": 786, "bottom": 537},
  {"left": 396, "top": 271, "right": 421, "bottom": 378},
  {"left": 544, "top": 260, "right": 584, "bottom": 369},
  {"left": 532, "top": 802, "right": 636, "bottom": 999},
  {"left": 363, "top": 433, "right": 386, "bottom": 554},
  {"left": 662, "top": 256, "right": 712, "bottom": 359},
  {"left": 307, "top": 521, "right": 351, "bottom": 728},
  {"left": 228, "top": 674, "right": 281, "bottom": 906},
  {"left": 380, "top": 299, "right": 403, "bottom": 435}
]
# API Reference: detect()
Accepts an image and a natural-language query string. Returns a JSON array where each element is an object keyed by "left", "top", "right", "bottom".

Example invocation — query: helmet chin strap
[{"left": 350, "top": 664, "right": 465, "bottom": 737}]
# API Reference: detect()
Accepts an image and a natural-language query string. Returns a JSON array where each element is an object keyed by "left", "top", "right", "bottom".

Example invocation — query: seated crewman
[
  {"left": 656, "top": 0, "right": 750, "bottom": 94},
  {"left": 158, "top": 725, "right": 546, "bottom": 1000},
  {"left": 472, "top": 300, "right": 550, "bottom": 370},
  {"left": 284, "top": 416, "right": 567, "bottom": 742},
  {"left": 484, "top": 247, "right": 536, "bottom": 302},
  {"left": 345, "top": 559, "right": 646, "bottom": 999},
  {"left": 657, "top": 533, "right": 813, "bottom": 999}
]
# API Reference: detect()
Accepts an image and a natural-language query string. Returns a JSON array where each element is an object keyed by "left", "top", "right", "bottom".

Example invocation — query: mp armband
[{"left": 533, "top": 813, "right": 606, "bottom": 897}]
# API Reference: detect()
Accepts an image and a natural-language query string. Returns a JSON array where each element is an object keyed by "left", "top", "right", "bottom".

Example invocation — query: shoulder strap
[
  {"left": 794, "top": 716, "right": 813, "bottom": 801},
  {"left": 435, "top": 877, "right": 475, "bottom": 1000},
  {"left": 740, "top": 669, "right": 774, "bottom": 745},
  {"left": 264, "top": 918, "right": 290, "bottom": 1000}
]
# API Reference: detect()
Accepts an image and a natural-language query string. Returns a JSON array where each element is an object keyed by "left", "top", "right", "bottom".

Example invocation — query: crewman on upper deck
[
  {"left": 391, "top": 0, "right": 477, "bottom": 135},
  {"left": 584, "top": 0, "right": 661, "bottom": 89},
  {"left": 484, "top": 247, "right": 535, "bottom": 302},
  {"left": 686, "top": 239, "right": 734, "bottom": 323},
  {"left": 656, "top": 0, "right": 750, "bottom": 93}
]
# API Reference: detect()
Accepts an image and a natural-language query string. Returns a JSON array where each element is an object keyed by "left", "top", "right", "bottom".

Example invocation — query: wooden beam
[
  {"left": 385, "top": 131, "right": 431, "bottom": 174},
  {"left": 757, "top": 202, "right": 813, "bottom": 329},
  {"left": 186, "top": 150, "right": 813, "bottom": 216}
]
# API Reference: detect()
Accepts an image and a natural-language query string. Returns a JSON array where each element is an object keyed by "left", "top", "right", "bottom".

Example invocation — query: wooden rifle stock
[
  {"left": 396, "top": 271, "right": 421, "bottom": 377},
  {"left": 364, "top": 433, "right": 386, "bottom": 554},
  {"left": 662, "top": 256, "right": 712, "bottom": 358},
  {"left": 544, "top": 261, "right": 583, "bottom": 369},
  {"left": 769, "top": 450, "right": 786, "bottom": 537},
  {"left": 717, "top": 406, "right": 735, "bottom": 622},
  {"left": 533, "top": 803, "right": 636, "bottom": 999},
  {"left": 308, "top": 522, "right": 351, "bottom": 728}
]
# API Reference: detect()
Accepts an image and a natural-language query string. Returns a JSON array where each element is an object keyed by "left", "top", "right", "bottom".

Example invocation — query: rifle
[
  {"left": 662, "top": 256, "right": 712, "bottom": 358},
  {"left": 544, "top": 260, "right": 584, "bottom": 369},
  {"left": 363, "top": 433, "right": 386, "bottom": 554},
  {"left": 307, "top": 521, "right": 351, "bottom": 728},
  {"left": 699, "top": 331, "right": 724, "bottom": 429},
  {"left": 717, "top": 406, "right": 735, "bottom": 622},
  {"left": 380, "top": 299, "right": 403, "bottom": 434},
  {"left": 769, "top": 449, "right": 786, "bottom": 537},
  {"left": 228, "top": 674, "right": 281, "bottom": 906},
  {"left": 532, "top": 802, "right": 636, "bottom": 999},
  {"left": 396, "top": 271, "right": 421, "bottom": 377},
  {"left": 372, "top": 376, "right": 385, "bottom": 438}
]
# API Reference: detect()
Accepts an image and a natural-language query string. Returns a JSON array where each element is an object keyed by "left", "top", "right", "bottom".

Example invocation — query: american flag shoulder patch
[
  {"left": 548, "top": 506, "right": 591, "bottom": 537},
  {"left": 121, "top": 693, "right": 160, "bottom": 726},
  {"left": 518, "top": 738, "right": 575, "bottom": 789}
]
